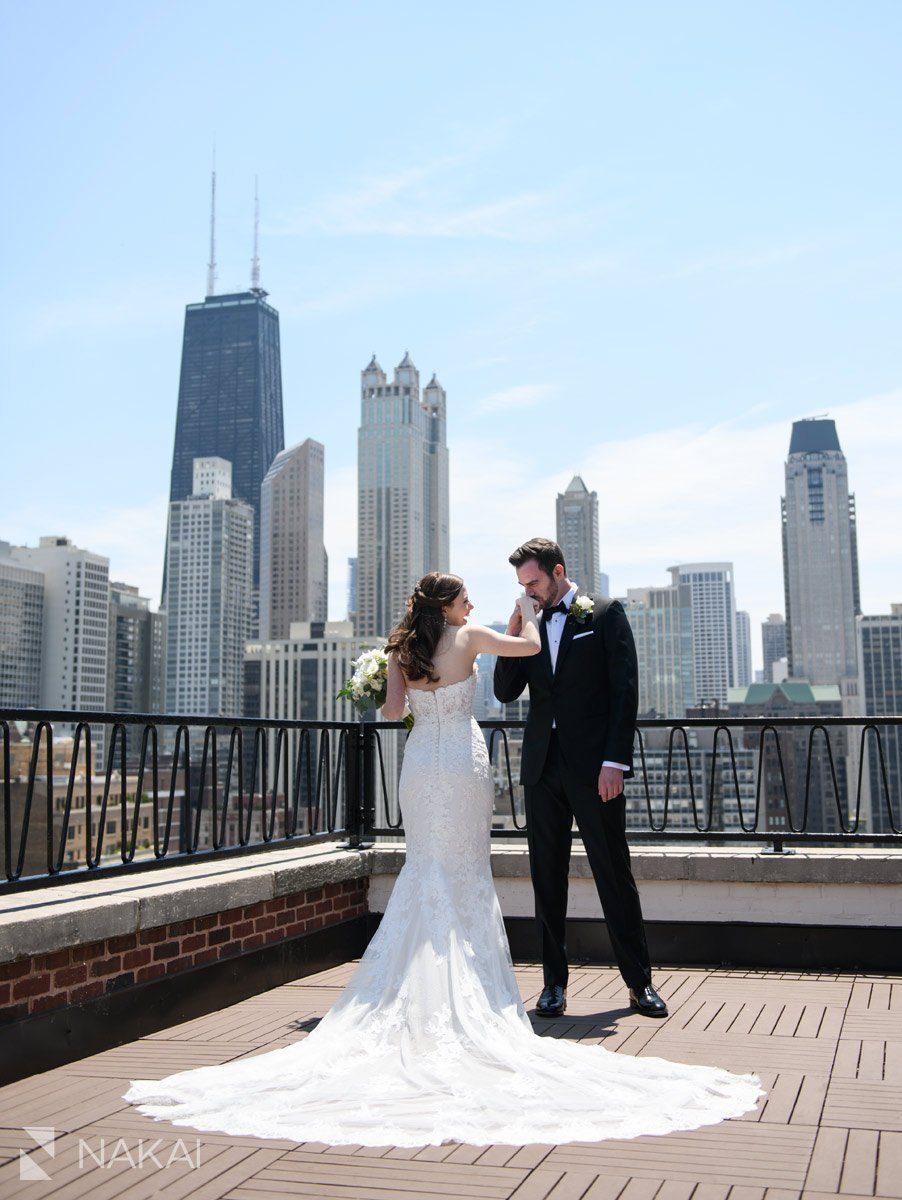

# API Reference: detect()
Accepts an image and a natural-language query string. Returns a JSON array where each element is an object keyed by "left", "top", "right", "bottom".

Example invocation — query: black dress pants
[{"left": 524, "top": 732, "right": 651, "bottom": 990}]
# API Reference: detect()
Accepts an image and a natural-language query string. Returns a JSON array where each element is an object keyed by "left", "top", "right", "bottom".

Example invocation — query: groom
[{"left": 493, "top": 537, "right": 667, "bottom": 1019}]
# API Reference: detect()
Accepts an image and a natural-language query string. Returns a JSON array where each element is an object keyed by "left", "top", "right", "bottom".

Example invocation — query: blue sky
[{"left": 3, "top": 1, "right": 901, "bottom": 666}]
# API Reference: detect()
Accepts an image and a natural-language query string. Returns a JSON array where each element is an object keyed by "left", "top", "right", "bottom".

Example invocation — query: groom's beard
[{"left": 533, "top": 580, "right": 562, "bottom": 608}]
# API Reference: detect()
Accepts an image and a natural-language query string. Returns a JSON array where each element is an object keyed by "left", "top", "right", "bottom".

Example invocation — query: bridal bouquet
[{"left": 338, "top": 647, "right": 414, "bottom": 730}]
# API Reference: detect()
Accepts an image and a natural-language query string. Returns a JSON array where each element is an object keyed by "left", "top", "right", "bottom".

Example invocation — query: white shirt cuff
[{"left": 602, "top": 760, "right": 630, "bottom": 772}]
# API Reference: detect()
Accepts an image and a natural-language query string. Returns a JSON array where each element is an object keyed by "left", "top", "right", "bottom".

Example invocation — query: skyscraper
[
  {"left": 735, "top": 610, "right": 753, "bottom": 688},
  {"left": 0, "top": 541, "right": 44, "bottom": 708},
  {"left": 669, "top": 563, "right": 737, "bottom": 705},
  {"left": 11, "top": 536, "right": 109, "bottom": 714},
  {"left": 556, "top": 476, "right": 603, "bottom": 595},
  {"left": 622, "top": 581, "right": 695, "bottom": 717},
  {"left": 167, "top": 188, "right": 284, "bottom": 600},
  {"left": 856, "top": 605, "right": 902, "bottom": 834},
  {"left": 164, "top": 457, "right": 253, "bottom": 717},
  {"left": 259, "top": 439, "right": 328, "bottom": 640},
  {"left": 782, "top": 418, "right": 860, "bottom": 684},
  {"left": 107, "top": 582, "right": 166, "bottom": 714},
  {"left": 357, "top": 353, "right": 450, "bottom": 638},
  {"left": 762, "top": 614, "right": 788, "bottom": 683}
]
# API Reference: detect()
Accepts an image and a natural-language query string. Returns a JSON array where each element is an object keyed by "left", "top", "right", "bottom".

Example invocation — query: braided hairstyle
[{"left": 386, "top": 572, "right": 464, "bottom": 682}]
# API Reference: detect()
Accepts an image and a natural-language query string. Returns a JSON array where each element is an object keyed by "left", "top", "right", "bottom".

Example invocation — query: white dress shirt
[{"left": 543, "top": 584, "right": 630, "bottom": 774}]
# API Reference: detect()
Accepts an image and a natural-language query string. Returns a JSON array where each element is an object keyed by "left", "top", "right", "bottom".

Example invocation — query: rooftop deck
[{"left": 2, "top": 961, "right": 900, "bottom": 1200}]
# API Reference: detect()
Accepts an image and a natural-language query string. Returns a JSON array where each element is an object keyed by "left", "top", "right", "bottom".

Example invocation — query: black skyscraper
[{"left": 168, "top": 289, "right": 285, "bottom": 590}]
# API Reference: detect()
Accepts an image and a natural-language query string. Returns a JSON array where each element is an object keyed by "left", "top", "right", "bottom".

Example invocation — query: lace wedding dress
[{"left": 124, "top": 668, "right": 763, "bottom": 1146}]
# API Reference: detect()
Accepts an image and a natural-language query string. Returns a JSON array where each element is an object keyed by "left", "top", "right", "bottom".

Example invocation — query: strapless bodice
[{"left": 405, "top": 667, "right": 478, "bottom": 728}]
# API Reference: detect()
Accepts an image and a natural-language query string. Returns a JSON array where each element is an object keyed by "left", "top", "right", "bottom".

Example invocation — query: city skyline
[{"left": 3, "top": 5, "right": 902, "bottom": 665}]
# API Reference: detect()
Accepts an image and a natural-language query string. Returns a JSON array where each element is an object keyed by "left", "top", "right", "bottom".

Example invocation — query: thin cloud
[
  {"left": 271, "top": 142, "right": 564, "bottom": 243},
  {"left": 671, "top": 242, "right": 815, "bottom": 279},
  {"left": 477, "top": 384, "right": 559, "bottom": 413},
  {"left": 17, "top": 282, "right": 190, "bottom": 345}
]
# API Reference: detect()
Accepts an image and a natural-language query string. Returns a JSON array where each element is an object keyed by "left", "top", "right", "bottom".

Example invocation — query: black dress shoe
[
  {"left": 629, "top": 984, "right": 668, "bottom": 1018},
  {"left": 536, "top": 984, "right": 567, "bottom": 1018}
]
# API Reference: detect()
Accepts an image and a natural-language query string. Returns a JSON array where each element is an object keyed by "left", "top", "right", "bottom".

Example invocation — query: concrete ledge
[
  {"left": 0, "top": 841, "right": 371, "bottom": 962},
  {"left": 370, "top": 843, "right": 902, "bottom": 885},
  {"left": 368, "top": 844, "right": 902, "bottom": 928}
]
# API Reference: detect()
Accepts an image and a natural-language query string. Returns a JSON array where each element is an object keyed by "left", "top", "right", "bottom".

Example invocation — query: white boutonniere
[{"left": 569, "top": 595, "right": 594, "bottom": 625}]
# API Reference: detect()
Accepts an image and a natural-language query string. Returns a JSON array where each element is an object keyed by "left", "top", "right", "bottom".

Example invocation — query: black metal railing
[{"left": 1, "top": 708, "right": 900, "bottom": 890}]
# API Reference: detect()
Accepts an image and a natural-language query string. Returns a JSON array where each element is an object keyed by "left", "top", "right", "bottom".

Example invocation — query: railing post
[
  {"left": 344, "top": 720, "right": 363, "bottom": 850},
  {"left": 361, "top": 719, "right": 376, "bottom": 844},
  {"left": 762, "top": 833, "right": 793, "bottom": 854}
]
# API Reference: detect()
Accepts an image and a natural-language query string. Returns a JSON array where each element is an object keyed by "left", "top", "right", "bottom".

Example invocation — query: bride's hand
[{"left": 517, "top": 595, "right": 539, "bottom": 617}]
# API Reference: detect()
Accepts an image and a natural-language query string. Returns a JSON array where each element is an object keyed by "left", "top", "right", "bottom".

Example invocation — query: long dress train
[{"left": 123, "top": 669, "right": 763, "bottom": 1146}]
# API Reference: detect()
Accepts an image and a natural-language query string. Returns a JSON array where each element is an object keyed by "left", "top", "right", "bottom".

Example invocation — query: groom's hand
[
  {"left": 506, "top": 603, "right": 523, "bottom": 636},
  {"left": 597, "top": 765, "right": 623, "bottom": 803}
]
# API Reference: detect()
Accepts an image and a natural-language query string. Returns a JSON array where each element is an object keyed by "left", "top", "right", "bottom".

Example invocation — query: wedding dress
[{"left": 123, "top": 667, "right": 763, "bottom": 1146}]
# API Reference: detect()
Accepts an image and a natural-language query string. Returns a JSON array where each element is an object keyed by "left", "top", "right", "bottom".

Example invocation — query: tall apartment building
[
  {"left": 782, "top": 418, "right": 860, "bottom": 684},
  {"left": 0, "top": 541, "right": 44, "bottom": 707},
  {"left": 164, "top": 457, "right": 253, "bottom": 717},
  {"left": 622, "top": 582, "right": 695, "bottom": 718},
  {"left": 259, "top": 439, "right": 327, "bottom": 639},
  {"left": 735, "top": 610, "right": 753, "bottom": 688},
  {"left": 762, "top": 614, "right": 787, "bottom": 683},
  {"left": 10, "top": 536, "right": 110, "bottom": 713},
  {"left": 107, "top": 583, "right": 166, "bottom": 713},
  {"left": 857, "top": 605, "right": 902, "bottom": 834},
  {"left": 556, "top": 475, "right": 604, "bottom": 595},
  {"left": 668, "top": 563, "right": 737, "bottom": 705},
  {"left": 357, "top": 353, "right": 449, "bottom": 638},
  {"left": 623, "top": 578, "right": 695, "bottom": 710}
]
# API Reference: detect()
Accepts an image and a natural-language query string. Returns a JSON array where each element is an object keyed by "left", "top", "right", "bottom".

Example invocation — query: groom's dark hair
[{"left": 508, "top": 538, "right": 566, "bottom": 577}]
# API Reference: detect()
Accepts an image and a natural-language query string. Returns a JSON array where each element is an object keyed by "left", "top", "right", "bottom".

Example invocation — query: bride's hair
[{"left": 386, "top": 571, "right": 464, "bottom": 683}]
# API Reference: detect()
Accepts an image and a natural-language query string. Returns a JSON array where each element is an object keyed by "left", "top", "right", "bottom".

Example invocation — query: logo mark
[{"left": 19, "top": 1126, "right": 56, "bottom": 1181}]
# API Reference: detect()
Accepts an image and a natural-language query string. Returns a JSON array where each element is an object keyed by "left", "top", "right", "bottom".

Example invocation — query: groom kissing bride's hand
[{"left": 495, "top": 536, "right": 668, "bottom": 1020}]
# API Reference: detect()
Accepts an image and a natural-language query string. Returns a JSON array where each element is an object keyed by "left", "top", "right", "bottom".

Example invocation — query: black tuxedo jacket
[{"left": 492, "top": 595, "right": 639, "bottom": 788}]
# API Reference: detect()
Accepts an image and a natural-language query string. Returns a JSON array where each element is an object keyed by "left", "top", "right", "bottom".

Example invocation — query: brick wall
[{"left": 0, "top": 877, "right": 367, "bottom": 1024}]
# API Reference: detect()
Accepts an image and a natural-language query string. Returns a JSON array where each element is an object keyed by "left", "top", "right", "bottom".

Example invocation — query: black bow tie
[{"left": 542, "top": 601, "right": 568, "bottom": 619}]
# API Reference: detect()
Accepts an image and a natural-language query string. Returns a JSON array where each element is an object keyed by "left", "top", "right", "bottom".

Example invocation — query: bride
[{"left": 124, "top": 571, "right": 762, "bottom": 1147}]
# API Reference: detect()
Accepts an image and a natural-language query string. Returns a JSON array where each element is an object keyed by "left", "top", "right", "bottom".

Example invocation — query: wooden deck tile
[
  {"left": 805, "top": 1127, "right": 847, "bottom": 1192},
  {"left": 636, "top": 1031, "right": 837, "bottom": 1076},
  {"left": 224, "top": 1148, "right": 527, "bottom": 1197},
  {"left": 875, "top": 1131, "right": 902, "bottom": 1198},
  {"left": 543, "top": 1124, "right": 817, "bottom": 1190},
  {"left": 822, "top": 1080, "right": 902, "bottom": 1132},
  {"left": 840, "top": 1012, "right": 902, "bottom": 1042}
]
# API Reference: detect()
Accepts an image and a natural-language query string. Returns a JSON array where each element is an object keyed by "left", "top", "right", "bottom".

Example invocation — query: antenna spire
[
  {"left": 250, "top": 176, "right": 261, "bottom": 291},
  {"left": 206, "top": 150, "right": 217, "bottom": 297}
]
